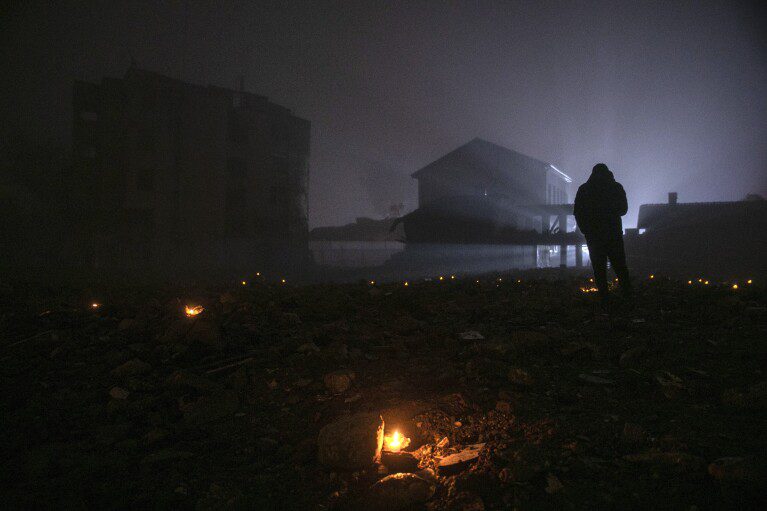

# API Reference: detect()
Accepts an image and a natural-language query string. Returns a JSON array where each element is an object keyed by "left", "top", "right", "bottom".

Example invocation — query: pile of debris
[{"left": 1, "top": 274, "right": 765, "bottom": 509}]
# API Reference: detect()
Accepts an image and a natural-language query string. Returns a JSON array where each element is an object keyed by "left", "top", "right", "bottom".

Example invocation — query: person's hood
[{"left": 588, "top": 166, "right": 615, "bottom": 183}]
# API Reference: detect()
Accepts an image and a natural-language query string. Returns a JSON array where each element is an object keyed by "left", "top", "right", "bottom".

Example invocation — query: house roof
[
  {"left": 637, "top": 199, "right": 767, "bottom": 230},
  {"left": 411, "top": 138, "right": 571, "bottom": 183}
]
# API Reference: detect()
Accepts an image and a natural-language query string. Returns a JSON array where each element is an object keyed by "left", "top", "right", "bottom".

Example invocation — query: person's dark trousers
[{"left": 586, "top": 235, "right": 631, "bottom": 301}]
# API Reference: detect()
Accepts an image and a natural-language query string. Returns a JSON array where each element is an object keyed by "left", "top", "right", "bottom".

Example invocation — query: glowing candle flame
[
  {"left": 704, "top": 280, "right": 709, "bottom": 285},
  {"left": 404, "top": 281, "right": 409, "bottom": 287},
  {"left": 383, "top": 430, "right": 410, "bottom": 452},
  {"left": 256, "top": 272, "right": 261, "bottom": 276},
  {"left": 649, "top": 274, "right": 654, "bottom": 279},
  {"left": 747, "top": 279, "right": 752, "bottom": 284},
  {"left": 369, "top": 280, "right": 375, "bottom": 285},
  {"left": 439, "top": 276, "right": 444, "bottom": 281},
  {"left": 688, "top": 280, "right": 692, "bottom": 285},
  {"left": 91, "top": 303, "right": 100, "bottom": 309},
  {"left": 185, "top": 305, "right": 204, "bottom": 317},
  {"left": 732, "top": 284, "right": 738, "bottom": 290},
  {"left": 241, "top": 281, "right": 247, "bottom": 286},
  {"left": 281, "top": 278, "right": 286, "bottom": 284},
  {"left": 450, "top": 275, "right": 455, "bottom": 280}
]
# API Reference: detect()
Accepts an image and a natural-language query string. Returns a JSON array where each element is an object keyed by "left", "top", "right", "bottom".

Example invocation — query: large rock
[
  {"left": 317, "top": 413, "right": 384, "bottom": 469},
  {"left": 367, "top": 472, "right": 435, "bottom": 510},
  {"left": 323, "top": 370, "right": 354, "bottom": 394}
]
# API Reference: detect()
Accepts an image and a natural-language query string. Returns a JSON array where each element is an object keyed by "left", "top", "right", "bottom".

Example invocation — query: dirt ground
[{"left": 1, "top": 272, "right": 765, "bottom": 510}]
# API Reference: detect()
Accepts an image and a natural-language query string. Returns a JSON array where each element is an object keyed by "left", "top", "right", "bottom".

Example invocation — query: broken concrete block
[
  {"left": 368, "top": 472, "right": 435, "bottom": 511},
  {"left": 437, "top": 443, "right": 485, "bottom": 475},
  {"left": 317, "top": 413, "right": 384, "bottom": 469}
]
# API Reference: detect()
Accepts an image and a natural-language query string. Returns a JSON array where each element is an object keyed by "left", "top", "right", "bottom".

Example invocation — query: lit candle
[
  {"left": 383, "top": 430, "right": 410, "bottom": 452},
  {"left": 184, "top": 305, "right": 204, "bottom": 317}
]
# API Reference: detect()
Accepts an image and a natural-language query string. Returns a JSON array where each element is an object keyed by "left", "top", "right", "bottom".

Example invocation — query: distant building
[
  {"left": 412, "top": 138, "right": 571, "bottom": 210},
  {"left": 405, "top": 138, "right": 572, "bottom": 239},
  {"left": 632, "top": 193, "right": 767, "bottom": 276},
  {"left": 71, "top": 67, "right": 310, "bottom": 276},
  {"left": 401, "top": 138, "right": 576, "bottom": 268}
]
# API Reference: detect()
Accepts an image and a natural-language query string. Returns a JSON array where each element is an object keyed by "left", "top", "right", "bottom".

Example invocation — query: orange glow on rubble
[
  {"left": 383, "top": 430, "right": 410, "bottom": 452},
  {"left": 184, "top": 305, "right": 204, "bottom": 317}
]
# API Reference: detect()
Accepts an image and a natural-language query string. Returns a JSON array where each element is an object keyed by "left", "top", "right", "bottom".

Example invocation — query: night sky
[{"left": 2, "top": 1, "right": 765, "bottom": 228}]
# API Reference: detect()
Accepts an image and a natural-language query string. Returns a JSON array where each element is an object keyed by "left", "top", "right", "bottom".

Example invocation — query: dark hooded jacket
[{"left": 573, "top": 165, "right": 627, "bottom": 239}]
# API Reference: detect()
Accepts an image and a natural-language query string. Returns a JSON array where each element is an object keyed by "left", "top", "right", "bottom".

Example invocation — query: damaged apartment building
[{"left": 71, "top": 67, "right": 310, "bottom": 276}]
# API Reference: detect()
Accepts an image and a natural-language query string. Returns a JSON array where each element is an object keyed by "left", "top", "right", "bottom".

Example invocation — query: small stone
[
  {"left": 367, "top": 472, "right": 435, "bottom": 511},
  {"left": 708, "top": 456, "right": 763, "bottom": 484},
  {"left": 317, "top": 413, "right": 384, "bottom": 469},
  {"left": 109, "top": 386, "right": 130, "bottom": 400},
  {"left": 578, "top": 373, "right": 614, "bottom": 385},
  {"left": 323, "top": 370, "right": 354, "bottom": 394},
  {"left": 495, "top": 400, "right": 512, "bottom": 414},
  {"left": 146, "top": 428, "right": 169, "bottom": 445},
  {"left": 297, "top": 342, "right": 320, "bottom": 353},
  {"left": 508, "top": 367, "right": 534, "bottom": 387},
  {"left": 619, "top": 346, "right": 646, "bottom": 367},
  {"left": 112, "top": 358, "right": 151, "bottom": 378},
  {"left": 544, "top": 473, "right": 564, "bottom": 494},
  {"left": 621, "top": 422, "right": 647, "bottom": 445}
]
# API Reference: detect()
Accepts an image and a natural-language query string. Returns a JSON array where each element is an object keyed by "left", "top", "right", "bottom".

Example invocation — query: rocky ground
[{"left": 1, "top": 272, "right": 765, "bottom": 510}]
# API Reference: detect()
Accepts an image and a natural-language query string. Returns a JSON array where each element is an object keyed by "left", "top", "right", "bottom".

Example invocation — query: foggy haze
[{"left": 2, "top": 0, "right": 765, "bottom": 228}]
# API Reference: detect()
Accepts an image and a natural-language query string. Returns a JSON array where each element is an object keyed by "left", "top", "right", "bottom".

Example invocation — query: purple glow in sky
[{"left": 2, "top": 1, "right": 764, "bottom": 227}]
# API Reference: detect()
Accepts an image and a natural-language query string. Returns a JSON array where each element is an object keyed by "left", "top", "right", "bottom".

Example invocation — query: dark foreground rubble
[{"left": 1, "top": 273, "right": 766, "bottom": 510}]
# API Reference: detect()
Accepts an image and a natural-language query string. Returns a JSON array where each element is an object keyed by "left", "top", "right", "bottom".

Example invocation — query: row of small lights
[{"left": 88, "top": 273, "right": 756, "bottom": 316}]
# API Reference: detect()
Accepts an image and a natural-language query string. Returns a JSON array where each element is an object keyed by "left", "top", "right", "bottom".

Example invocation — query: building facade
[
  {"left": 71, "top": 67, "right": 310, "bottom": 276},
  {"left": 410, "top": 138, "right": 571, "bottom": 234}
]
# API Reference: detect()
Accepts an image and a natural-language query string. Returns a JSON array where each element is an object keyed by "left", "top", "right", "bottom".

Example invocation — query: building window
[{"left": 136, "top": 168, "right": 154, "bottom": 191}]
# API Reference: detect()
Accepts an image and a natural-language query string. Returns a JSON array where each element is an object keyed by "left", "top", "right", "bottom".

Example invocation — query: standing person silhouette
[{"left": 574, "top": 163, "right": 632, "bottom": 303}]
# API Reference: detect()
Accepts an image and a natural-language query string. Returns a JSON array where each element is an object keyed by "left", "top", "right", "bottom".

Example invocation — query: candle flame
[
  {"left": 383, "top": 430, "right": 410, "bottom": 452},
  {"left": 91, "top": 302, "right": 100, "bottom": 309},
  {"left": 732, "top": 284, "right": 738, "bottom": 290},
  {"left": 185, "top": 305, "right": 204, "bottom": 317}
]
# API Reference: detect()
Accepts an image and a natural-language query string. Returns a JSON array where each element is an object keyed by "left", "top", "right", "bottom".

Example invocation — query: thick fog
[{"left": 2, "top": 0, "right": 764, "bottom": 228}]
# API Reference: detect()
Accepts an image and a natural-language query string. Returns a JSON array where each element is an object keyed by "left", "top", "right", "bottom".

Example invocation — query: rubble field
[{"left": 1, "top": 273, "right": 765, "bottom": 510}]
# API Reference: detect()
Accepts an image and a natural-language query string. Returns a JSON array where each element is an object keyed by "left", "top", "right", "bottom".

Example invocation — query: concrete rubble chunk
[
  {"left": 437, "top": 443, "right": 485, "bottom": 474},
  {"left": 317, "top": 413, "right": 384, "bottom": 469},
  {"left": 367, "top": 472, "right": 435, "bottom": 511}
]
